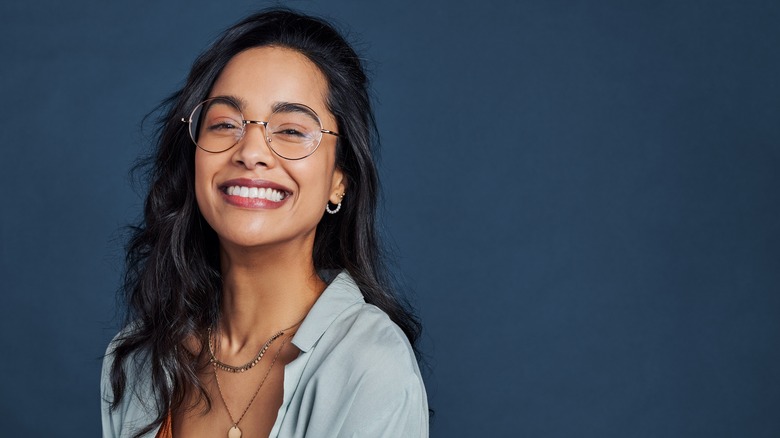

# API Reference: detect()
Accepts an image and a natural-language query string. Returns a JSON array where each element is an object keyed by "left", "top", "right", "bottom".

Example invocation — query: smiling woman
[{"left": 100, "top": 9, "right": 428, "bottom": 438}]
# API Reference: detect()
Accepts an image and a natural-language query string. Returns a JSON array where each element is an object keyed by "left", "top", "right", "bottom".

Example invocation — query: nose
[{"left": 232, "top": 121, "right": 277, "bottom": 169}]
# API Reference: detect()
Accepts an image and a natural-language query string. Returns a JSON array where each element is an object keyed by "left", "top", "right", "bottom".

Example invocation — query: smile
[{"left": 226, "top": 185, "right": 286, "bottom": 202}]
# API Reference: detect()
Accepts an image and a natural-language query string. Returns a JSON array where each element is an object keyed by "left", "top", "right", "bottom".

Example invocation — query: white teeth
[{"left": 227, "top": 185, "right": 285, "bottom": 201}]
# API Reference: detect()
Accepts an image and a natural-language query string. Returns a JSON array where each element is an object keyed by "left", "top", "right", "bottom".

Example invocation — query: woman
[{"left": 101, "top": 9, "right": 428, "bottom": 438}]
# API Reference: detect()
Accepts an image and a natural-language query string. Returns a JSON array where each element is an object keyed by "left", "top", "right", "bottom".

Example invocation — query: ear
[{"left": 329, "top": 168, "right": 347, "bottom": 204}]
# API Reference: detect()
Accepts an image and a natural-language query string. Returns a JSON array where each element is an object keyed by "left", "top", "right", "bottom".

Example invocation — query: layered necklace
[
  {"left": 209, "top": 319, "right": 302, "bottom": 438},
  {"left": 208, "top": 327, "right": 284, "bottom": 373}
]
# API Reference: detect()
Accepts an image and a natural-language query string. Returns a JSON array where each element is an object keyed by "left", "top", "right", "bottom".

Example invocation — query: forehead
[{"left": 209, "top": 46, "right": 332, "bottom": 122}]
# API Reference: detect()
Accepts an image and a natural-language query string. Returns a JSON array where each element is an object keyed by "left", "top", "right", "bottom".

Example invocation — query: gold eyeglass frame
[{"left": 180, "top": 97, "right": 339, "bottom": 160}]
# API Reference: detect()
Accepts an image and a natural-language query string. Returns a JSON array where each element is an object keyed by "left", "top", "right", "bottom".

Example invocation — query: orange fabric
[{"left": 155, "top": 411, "right": 173, "bottom": 438}]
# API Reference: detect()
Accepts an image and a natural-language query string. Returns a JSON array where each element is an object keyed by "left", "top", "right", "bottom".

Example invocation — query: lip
[{"left": 218, "top": 178, "right": 293, "bottom": 209}]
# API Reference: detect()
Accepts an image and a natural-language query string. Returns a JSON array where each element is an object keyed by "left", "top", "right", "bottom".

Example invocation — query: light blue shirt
[{"left": 101, "top": 271, "right": 429, "bottom": 437}]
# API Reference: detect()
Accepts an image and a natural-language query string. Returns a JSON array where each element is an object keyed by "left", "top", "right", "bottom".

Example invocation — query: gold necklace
[
  {"left": 213, "top": 333, "right": 291, "bottom": 438},
  {"left": 208, "top": 317, "right": 304, "bottom": 373},
  {"left": 208, "top": 328, "right": 283, "bottom": 373}
]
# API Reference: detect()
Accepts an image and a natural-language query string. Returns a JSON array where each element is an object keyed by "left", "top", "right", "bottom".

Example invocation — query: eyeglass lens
[{"left": 188, "top": 97, "right": 324, "bottom": 159}]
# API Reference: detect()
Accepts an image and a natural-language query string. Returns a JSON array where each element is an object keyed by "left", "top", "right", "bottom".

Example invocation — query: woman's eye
[
  {"left": 277, "top": 128, "right": 305, "bottom": 137},
  {"left": 208, "top": 120, "right": 241, "bottom": 131}
]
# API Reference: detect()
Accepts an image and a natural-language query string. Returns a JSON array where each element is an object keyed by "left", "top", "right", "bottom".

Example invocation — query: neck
[{"left": 216, "top": 240, "right": 326, "bottom": 353}]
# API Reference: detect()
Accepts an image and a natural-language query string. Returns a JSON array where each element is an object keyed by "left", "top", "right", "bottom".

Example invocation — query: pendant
[{"left": 228, "top": 425, "right": 242, "bottom": 438}]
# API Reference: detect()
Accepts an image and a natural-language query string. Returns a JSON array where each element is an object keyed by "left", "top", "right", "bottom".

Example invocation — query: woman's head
[
  {"left": 193, "top": 46, "right": 346, "bottom": 253},
  {"left": 154, "top": 8, "right": 378, "bottom": 272}
]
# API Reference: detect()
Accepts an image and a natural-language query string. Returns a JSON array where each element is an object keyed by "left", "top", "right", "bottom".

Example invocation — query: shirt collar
[{"left": 292, "top": 271, "right": 364, "bottom": 353}]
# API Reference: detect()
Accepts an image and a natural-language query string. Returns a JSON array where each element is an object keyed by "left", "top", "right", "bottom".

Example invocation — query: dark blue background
[{"left": 1, "top": 0, "right": 778, "bottom": 436}]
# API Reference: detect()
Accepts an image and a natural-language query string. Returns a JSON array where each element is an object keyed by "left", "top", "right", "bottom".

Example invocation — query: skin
[{"left": 173, "top": 46, "right": 346, "bottom": 437}]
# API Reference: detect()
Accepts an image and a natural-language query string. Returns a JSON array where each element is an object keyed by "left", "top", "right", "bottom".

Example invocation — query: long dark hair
[{"left": 108, "top": 8, "right": 421, "bottom": 436}]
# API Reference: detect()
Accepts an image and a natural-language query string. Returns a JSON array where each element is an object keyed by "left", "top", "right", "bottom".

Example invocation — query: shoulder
[
  {"left": 284, "top": 271, "right": 429, "bottom": 435},
  {"left": 304, "top": 303, "right": 429, "bottom": 435},
  {"left": 296, "top": 272, "right": 416, "bottom": 365},
  {"left": 101, "top": 325, "right": 158, "bottom": 438},
  {"left": 327, "top": 302, "right": 418, "bottom": 374},
  {"left": 101, "top": 324, "right": 149, "bottom": 391}
]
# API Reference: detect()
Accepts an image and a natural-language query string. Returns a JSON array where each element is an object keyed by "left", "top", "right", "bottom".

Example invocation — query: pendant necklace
[{"left": 212, "top": 329, "right": 294, "bottom": 438}]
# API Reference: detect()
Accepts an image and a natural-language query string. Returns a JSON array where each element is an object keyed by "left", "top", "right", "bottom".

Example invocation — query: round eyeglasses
[{"left": 181, "top": 97, "right": 339, "bottom": 160}]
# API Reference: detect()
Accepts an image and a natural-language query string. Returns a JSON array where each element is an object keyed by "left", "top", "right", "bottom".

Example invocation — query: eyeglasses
[{"left": 181, "top": 97, "right": 339, "bottom": 160}]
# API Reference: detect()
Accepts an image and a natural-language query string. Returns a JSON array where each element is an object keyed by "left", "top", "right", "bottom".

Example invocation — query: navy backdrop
[{"left": 1, "top": 0, "right": 778, "bottom": 436}]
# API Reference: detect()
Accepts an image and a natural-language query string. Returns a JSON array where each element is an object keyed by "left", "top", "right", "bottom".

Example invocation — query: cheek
[{"left": 289, "top": 158, "right": 336, "bottom": 201}]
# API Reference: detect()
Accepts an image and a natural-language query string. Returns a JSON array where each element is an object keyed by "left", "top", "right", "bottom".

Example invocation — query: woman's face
[{"left": 194, "top": 46, "right": 345, "bottom": 251}]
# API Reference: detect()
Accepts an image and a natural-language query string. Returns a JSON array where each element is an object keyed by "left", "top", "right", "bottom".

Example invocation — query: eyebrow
[
  {"left": 215, "top": 94, "right": 250, "bottom": 110},
  {"left": 210, "top": 95, "right": 322, "bottom": 124},
  {"left": 272, "top": 101, "right": 321, "bottom": 124}
]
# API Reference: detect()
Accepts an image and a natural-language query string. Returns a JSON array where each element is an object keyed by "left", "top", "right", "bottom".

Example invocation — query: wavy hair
[{"left": 108, "top": 8, "right": 422, "bottom": 436}]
